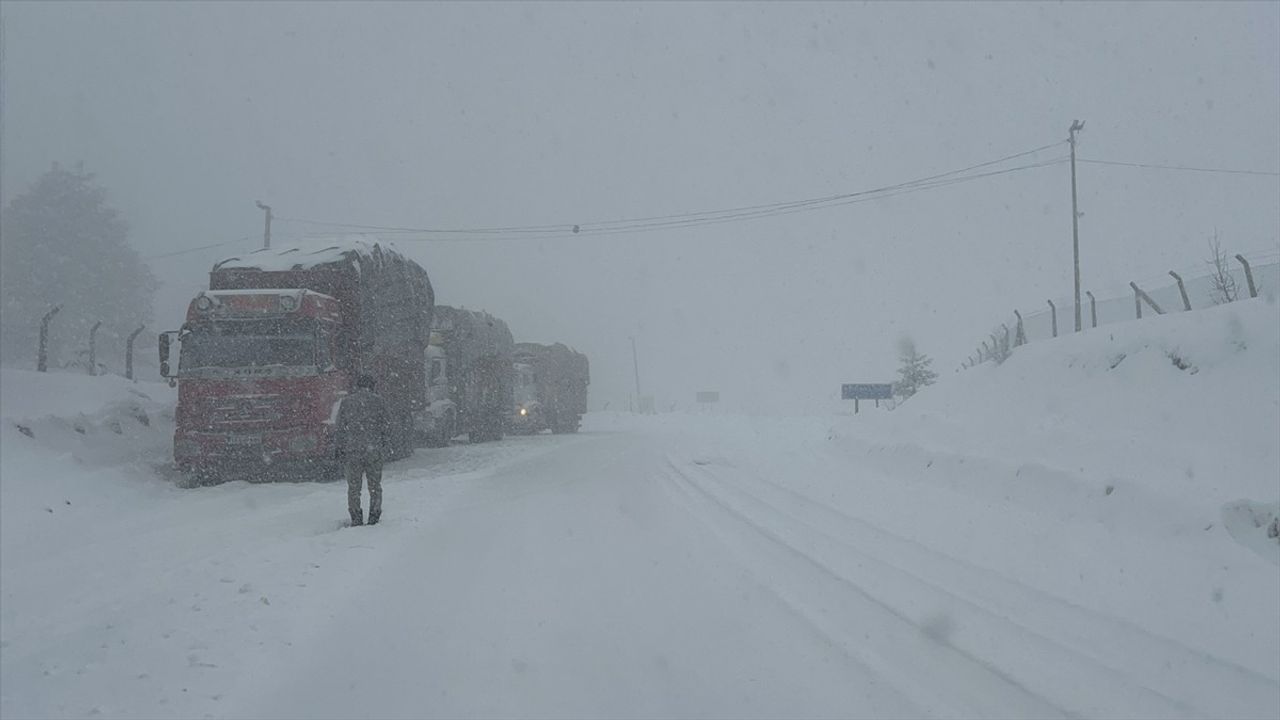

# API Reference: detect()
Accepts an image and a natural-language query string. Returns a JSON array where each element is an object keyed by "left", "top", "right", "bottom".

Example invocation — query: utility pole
[
  {"left": 1069, "top": 119, "right": 1085, "bottom": 332},
  {"left": 630, "top": 336, "right": 642, "bottom": 409},
  {"left": 255, "top": 200, "right": 273, "bottom": 249}
]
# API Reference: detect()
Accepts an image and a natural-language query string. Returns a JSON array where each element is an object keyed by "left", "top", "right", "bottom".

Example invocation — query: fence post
[
  {"left": 1169, "top": 271, "right": 1192, "bottom": 311},
  {"left": 1234, "top": 254, "right": 1258, "bottom": 298},
  {"left": 37, "top": 305, "right": 63, "bottom": 372},
  {"left": 980, "top": 340, "right": 989, "bottom": 362},
  {"left": 88, "top": 321, "right": 103, "bottom": 376},
  {"left": 126, "top": 325, "right": 146, "bottom": 380},
  {"left": 1130, "top": 282, "right": 1165, "bottom": 316},
  {"left": 1047, "top": 300, "right": 1058, "bottom": 337},
  {"left": 1085, "top": 291, "right": 1097, "bottom": 328},
  {"left": 1013, "top": 310, "right": 1027, "bottom": 346},
  {"left": 1001, "top": 324, "right": 1011, "bottom": 355}
]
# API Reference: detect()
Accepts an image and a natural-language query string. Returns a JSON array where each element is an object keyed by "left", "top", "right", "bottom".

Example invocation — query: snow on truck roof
[
  {"left": 212, "top": 236, "right": 413, "bottom": 274},
  {"left": 203, "top": 288, "right": 338, "bottom": 302}
]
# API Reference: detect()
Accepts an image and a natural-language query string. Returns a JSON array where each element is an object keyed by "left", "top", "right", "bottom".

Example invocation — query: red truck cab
[
  {"left": 166, "top": 289, "right": 346, "bottom": 481},
  {"left": 161, "top": 241, "right": 432, "bottom": 484}
]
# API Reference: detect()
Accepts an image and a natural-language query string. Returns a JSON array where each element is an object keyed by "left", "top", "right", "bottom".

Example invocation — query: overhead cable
[
  {"left": 1078, "top": 158, "right": 1280, "bottom": 177},
  {"left": 279, "top": 140, "right": 1070, "bottom": 241}
]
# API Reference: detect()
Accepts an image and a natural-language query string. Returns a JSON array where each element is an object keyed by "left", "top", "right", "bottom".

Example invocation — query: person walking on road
[{"left": 337, "top": 373, "right": 390, "bottom": 526}]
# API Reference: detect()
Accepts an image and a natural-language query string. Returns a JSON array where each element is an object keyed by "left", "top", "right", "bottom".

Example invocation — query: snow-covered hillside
[
  {"left": 844, "top": 295, "right": 1279, "bottom": 565},
  {"left": 1, "top": 297, "right": 1276, "bottom": 719}
]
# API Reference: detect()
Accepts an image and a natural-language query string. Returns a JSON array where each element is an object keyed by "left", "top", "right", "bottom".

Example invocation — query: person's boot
[
  {"left": 367, "top": 512, "right": 380, "bottom": 526},
  {"left": 350, "top": 511, "right": 364, "bottom": 526}
]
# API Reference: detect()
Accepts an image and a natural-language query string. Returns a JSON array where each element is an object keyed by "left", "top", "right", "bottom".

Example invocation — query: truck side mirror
[{"left": 158, "top": 331, "right": 179, "bottom": 378}]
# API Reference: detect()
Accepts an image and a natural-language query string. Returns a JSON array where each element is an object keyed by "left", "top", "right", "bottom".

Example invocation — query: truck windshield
[
  {"left": 179, "top": 317, "right": 318, "bottom": 372},
  {"left": 514, "top": 364, "right": 538, "bottom": 405}
]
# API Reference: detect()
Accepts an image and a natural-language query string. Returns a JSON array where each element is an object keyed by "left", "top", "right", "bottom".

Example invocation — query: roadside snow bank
[
  {"left": 815, "top": 298, "right": 1279, "bottom": 696},
  {"left": 1, "top": 368, "right": 175, "bottom": 469},
  {"left": 0, "top": 368, "right": 178, "bottom": 566},
  {"left": 843, "top": 297, "right": 1279, "bottom": 544}
]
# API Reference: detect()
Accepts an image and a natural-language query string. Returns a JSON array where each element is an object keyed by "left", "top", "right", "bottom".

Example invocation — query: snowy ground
[{"left": 2, "top": 299, "right": 1277, "bottom": 719}]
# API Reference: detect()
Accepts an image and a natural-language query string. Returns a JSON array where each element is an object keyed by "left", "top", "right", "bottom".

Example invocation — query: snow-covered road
[{"left": 5, "top": 410, "right": 1276, "bottom": 719}]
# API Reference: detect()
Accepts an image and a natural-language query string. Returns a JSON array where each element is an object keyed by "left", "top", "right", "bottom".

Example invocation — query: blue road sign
[{"left": 842, "top": 383, "right": 893, "bottom": 400}]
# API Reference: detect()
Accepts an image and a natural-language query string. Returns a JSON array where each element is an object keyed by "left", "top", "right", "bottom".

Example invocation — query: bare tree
[{"left": 1206, "top": 232, "right": 1238, "bottom": 305}]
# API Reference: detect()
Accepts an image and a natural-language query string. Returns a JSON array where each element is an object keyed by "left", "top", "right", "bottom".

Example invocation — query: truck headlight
[
  {"left": 195, "top": 296, "right": 214, "bottom": 312},
  {"left": 519, "top": 407, "right": 528, "bottom": 416},
  {"left": 279, "top": 295, "right": 299, "bottom": 312}
]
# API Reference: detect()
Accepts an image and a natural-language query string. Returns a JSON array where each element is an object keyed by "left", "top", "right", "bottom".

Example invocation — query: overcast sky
[{"left": 3, "top": 1, "right": 1278, "bottom": 412}]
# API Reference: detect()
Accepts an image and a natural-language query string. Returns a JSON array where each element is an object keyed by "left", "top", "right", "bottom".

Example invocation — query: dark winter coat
[{"left": 335, "top": 389, "right": 390, "bottom": 459}]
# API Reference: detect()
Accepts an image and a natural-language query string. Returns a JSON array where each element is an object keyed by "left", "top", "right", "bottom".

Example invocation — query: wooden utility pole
[
  {"left": 1069, "top": 120, "right": 1085, "bottom": 333},
  {"left": 256, "top": 200, "right": 272, "bottom": 249}
]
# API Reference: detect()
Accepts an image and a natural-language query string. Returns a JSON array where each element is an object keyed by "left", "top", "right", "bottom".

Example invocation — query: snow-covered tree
[
  {"left": 893, "top": 336, "right": 937, "bottom": 400},
  {"left": 0, "top": 164, "right": 158, "bottom": 369}
]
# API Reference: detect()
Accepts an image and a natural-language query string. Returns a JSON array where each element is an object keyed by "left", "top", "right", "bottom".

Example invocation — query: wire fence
[
  {"left": 962, "top": 247, "right": 1280, "bottom": 369},
  {"left": 5, "top": 307, "right": 155, "bottom": 380}
]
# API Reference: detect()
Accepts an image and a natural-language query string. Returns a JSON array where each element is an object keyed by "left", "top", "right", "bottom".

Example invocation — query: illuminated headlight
[
  {"left": 519, "top": 407, "right": 528, "bottom": 416},
  {"left": 288, "top": 435, "right": 318, "bottom": 453},
  {"left": 174, "top": 438, "right": 200, "bottom": 457},
  {"left": 279, "top": 295, "right": 299, "bottom": 312},
  {"left": 195, "top": 295, "right": 215, "bottom": 312}
]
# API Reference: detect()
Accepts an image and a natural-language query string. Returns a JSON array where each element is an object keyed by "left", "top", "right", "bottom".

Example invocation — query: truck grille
[{"left": 207, "top": 395, "right": 285, "bottom": 426}]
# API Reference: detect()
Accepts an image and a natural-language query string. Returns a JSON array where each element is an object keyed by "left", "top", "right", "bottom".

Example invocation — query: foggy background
[{"left": 3, "top": 1, "right": 1277, "bottom": 413}]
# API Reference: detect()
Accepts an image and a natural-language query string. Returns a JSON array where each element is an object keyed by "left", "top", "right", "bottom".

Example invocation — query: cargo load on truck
[
  {"left": 159, "top": 239, "right": 433, "bottom": 484},
  {"left": 420, "top": 306, "right": 514, "bottom": 446},
  {"left": 510, "top": 342, "right": 589, "bottom": 435}
]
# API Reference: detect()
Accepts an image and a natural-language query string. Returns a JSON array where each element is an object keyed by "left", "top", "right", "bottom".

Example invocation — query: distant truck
[
  {"left": 159, "top": 241, "right": 433, "bottom": 483},
  {"left": 509, "top": 342, "right": 589, "bottom": 434},
  {"left": 419, "top": 306, "right": 514, "bottom": 446}
]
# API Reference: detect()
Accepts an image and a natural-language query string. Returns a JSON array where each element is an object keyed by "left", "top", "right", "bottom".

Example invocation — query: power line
[
  {"left": 146, "top": 239, "right": 246, "bottom": 261},
  {"left": 1078, "top": 158, "right": 1280, "bottom": 177},
  {"left": 562, "top": 157, "right": 1070, "bottom": 238},
  {"left": 280, "top": 140, "right": 1070, "bottom": 242},
  {"left": 294, "top": 158, "right": 1068, "bottom": 243}
]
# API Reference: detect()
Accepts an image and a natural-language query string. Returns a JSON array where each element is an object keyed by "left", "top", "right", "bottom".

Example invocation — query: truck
[
  {"left": 419, "top": 306, "right": 514, "bottom": 446},
  {"left": 509, "top": 342, "right": 589, "bottom": 434},
  {"left": 159, "top": 240, "right": 433, "bottom": 483}
]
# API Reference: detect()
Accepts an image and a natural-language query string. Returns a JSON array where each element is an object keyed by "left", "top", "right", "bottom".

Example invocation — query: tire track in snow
[
  {"left": 659, "top": 457, "right": 1071, "bottom": 720},
  {"left": 651, "top": 458, "right": 930, "bottom": 719},
  {"left": 689, "top": 452, "right": 1280, "bottom": 719}
]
